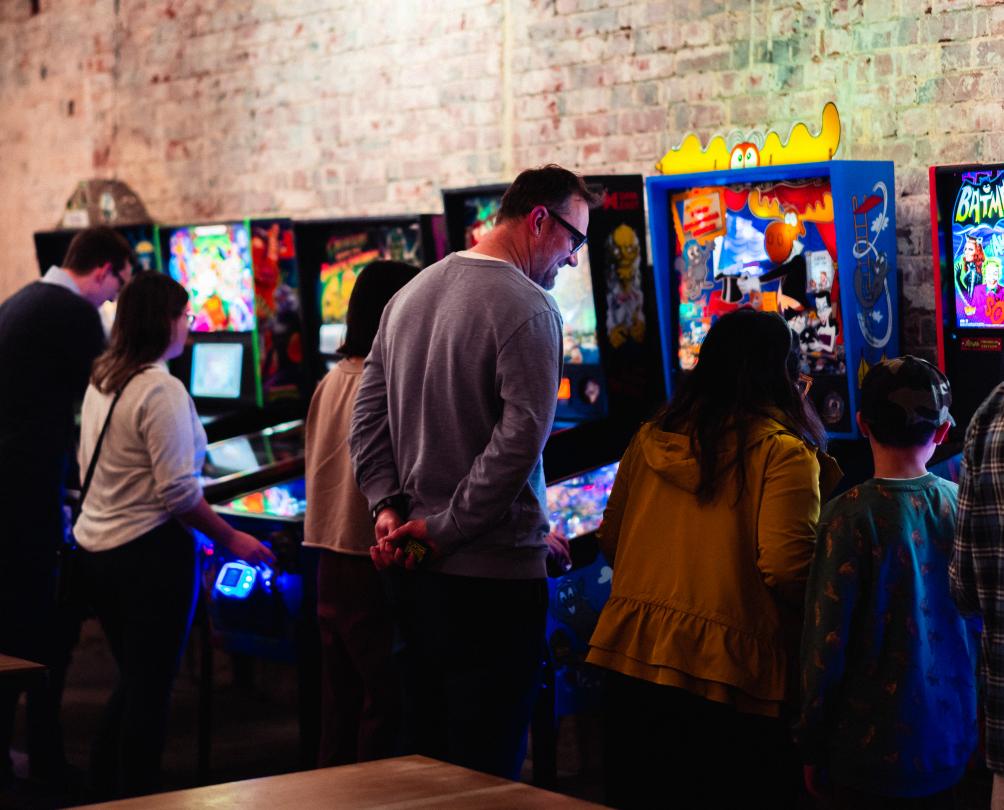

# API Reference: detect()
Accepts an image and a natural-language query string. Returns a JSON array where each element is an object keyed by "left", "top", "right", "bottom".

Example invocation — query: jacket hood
[{"left": 638, "top": 417, "right": 801, "bottom": 493}]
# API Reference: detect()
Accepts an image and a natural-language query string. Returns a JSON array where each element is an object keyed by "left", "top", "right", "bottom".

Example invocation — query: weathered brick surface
[{"left": 2, "top": 0, "right": 1002, "bottom": 360}]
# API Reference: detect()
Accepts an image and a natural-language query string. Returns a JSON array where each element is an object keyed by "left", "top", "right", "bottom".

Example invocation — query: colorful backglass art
[
  {"left": 949, "top": 168, "right": 1004, "bottom": 329},
  {"left": 167, "top": 223, "right": 256, "bottom": 333},
  {"left": 672, "top": 179, "right": 844, "bottom": 380},
  {"left": 251, "top": 220, "right": 304, "bottom": 400},
  {"left": 318, "top": 225, "right": 424, "bottom": 355}
]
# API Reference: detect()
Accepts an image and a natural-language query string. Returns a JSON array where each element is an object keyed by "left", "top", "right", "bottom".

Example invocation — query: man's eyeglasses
[{"left": 546, "top": 208, "right": 588, "bottom": 255}]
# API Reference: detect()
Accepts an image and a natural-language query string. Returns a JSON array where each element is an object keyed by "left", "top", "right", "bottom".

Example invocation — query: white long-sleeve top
[{"left": 74, "top": 363, "right": 206, "bottom": 552}]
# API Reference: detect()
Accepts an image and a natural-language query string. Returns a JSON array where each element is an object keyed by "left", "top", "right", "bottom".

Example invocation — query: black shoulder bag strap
[{"left": 78, "top": 367, "right": 147, "bottom": 511}]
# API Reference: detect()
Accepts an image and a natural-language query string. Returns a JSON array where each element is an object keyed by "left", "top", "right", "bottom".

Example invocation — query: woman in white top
[{"left": 75, "top": 272, "right": 273, "bottom": 799}]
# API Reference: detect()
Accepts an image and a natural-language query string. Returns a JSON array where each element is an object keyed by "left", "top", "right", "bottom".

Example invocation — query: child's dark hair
[
  {"left": 862, "top": 415, "right": 937, "bottom": 448},
  {"left": 340, "top": 261, "right": 419, "bottom": 358},
  {"left": 653, "top": 308, "right": 826, "bottom": 503}
]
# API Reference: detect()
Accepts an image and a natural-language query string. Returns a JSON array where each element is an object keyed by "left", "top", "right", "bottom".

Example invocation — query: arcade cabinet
[
  {"left": 200, "top": 420, "right": 306, "bottom": 504},
  {"left": 648, "top": 104, "right": 897, "bottom": 447},
  {"left": 294, "top": 214, "right": 444, "bottom": 378},
  {"left": 203, "top": 212, "right": 447, "bottom": 649},
  {"left": 249, "top": 218, "right": 309, "bottom": 410},
  {"left": 930, "top": 162, "right": 1004, "bottom": 435},
  {"left": 159, "top": 220, "right": 266, "bottom": 437}
]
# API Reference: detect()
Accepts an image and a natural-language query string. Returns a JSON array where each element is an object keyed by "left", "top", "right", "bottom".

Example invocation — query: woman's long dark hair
[
  {"left": 91, "top": 272, "right": 189, "bottom": 394},
  {"left": 654, "top": 308, "right": 826, "bottom": 503},
  {"left": 340, "top": 260, "right": 419, "bottom": 358}
]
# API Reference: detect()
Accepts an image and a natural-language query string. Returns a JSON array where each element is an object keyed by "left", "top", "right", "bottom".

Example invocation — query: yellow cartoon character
[
  {"left": 606, "top": 224, "right": 645, "bottom": 348},
  {"left": 320, "top": 267, "right": 357, "bottom": 323},
  {"left": 729, "top": 139, "right": 761, "bottom": 170},
  {"left": 656, "top": 102, "right": 841, "bottom": 175}
]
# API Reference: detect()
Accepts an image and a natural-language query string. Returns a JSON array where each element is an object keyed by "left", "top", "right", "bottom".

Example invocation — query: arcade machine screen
[
  {"left": 551, "top": 248, "right": 607, "bottom": 422},
  {"left": 546, "top": 461, "right": 619, "bottom": 539},
  {"left": 295, "top": 218, "right": 432, "bottom": 375},
  {"left": 190, "top": 343, "right": 244, "bottom": 399},
  {"left": 932, "top": 163, "right": 1004, "bottom": 431},
  {"left": 166, "top": 222, "right": 256, "bottom": 333},
  {"left": 544, "top": 461, "right": 620, "bottom": 717},
  {"left": 159, "top": 221, "right": 262, "bottom": 415},
  {"left": 250, "top": 219, "right": 305, "bottom": 404},
  {"left": 462, "top": 194, "right": 503, "bottom": 248},
  {"left": 442, "top": 184, "right": 509, "bottom": 254},
  {"left": 671, "top": 179, "right": 849, "bottom": 429}
]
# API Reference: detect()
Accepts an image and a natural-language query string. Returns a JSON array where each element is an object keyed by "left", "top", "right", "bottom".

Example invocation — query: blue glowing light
[{"left": 214, "top": 562, "right": 258, "bottom": 599}]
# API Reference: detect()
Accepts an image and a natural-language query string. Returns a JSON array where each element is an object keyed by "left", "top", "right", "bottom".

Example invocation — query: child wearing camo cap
[{"left": 795, "top": 356, "right": 978, "bottom": 808}]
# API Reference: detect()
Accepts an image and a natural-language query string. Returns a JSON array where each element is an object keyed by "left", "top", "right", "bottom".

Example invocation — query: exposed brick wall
[{"left": 3, "top": 0, "right": 1003, "bottom": 359}]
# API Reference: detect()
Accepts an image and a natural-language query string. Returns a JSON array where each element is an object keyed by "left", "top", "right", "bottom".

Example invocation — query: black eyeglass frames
[{"left": 546, "top": 208, "right": 588, "bottom": 254}]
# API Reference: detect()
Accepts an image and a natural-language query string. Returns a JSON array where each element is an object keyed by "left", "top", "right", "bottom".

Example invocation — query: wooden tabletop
[
  {"left": 77, "top": 755, "right": 605, "bottom": 809},
  {"left": 0, "top": 653, "right": 46, "bottom": 677}
]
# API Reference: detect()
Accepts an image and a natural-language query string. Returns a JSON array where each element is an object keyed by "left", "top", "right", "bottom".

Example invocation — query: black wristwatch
[{"left": 371, "top": 494, "right": 407, "bottom": 523}]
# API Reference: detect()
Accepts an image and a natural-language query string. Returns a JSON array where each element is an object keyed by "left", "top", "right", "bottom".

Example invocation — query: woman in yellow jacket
[{"left": 587, "top": 308, "right": 839, "bottom": 809}]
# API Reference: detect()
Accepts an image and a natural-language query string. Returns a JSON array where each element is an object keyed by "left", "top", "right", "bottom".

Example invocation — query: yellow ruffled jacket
[{"left": 586, "top": 418, "right": 840, "bottom": 717}]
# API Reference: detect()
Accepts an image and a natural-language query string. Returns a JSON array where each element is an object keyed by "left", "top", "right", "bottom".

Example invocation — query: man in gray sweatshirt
[{"left": 350, "top": 164, "right": 596, "bottom": 779}]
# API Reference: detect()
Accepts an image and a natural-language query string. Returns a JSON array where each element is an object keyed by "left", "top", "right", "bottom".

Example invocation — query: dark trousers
[
  {"left": 316, "top": 550, "right": 401, "bottom": 766},
  {"left": 819, "top": 784, "right": 956, "bottom": 810},
  {"left": 0, "top": 507, "right": 70, "bottom": 783},
  {"left": 391, "top": 570, "right": 548, "bottom": 781},
  {"left": 80, "top": 520, "right": 197, "bottom": 800},
  {"left": 603, "top": 670, "right": 801, "bottom": 810}
]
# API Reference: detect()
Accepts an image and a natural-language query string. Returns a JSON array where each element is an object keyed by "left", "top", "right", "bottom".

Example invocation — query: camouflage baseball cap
[{"left": 860, "top": 356, "right": 955, "bottom": 438}]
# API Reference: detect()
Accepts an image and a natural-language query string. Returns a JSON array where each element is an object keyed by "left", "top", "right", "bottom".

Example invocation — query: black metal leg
[
  {"left": 531, "top": 655, "right": 557, "bottom": 789},
  {"left": 197, "top": 595, "right": 213, "bottom": 784}
]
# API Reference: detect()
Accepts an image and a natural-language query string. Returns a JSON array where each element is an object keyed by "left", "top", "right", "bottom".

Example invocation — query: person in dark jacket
[{"left": 0, "top": 227, "right": 134, "bottom": 789}]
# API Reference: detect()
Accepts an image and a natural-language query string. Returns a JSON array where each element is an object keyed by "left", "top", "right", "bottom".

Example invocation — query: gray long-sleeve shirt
[{"left": 350, "top": 252, "right": 562, "bottom": 579}]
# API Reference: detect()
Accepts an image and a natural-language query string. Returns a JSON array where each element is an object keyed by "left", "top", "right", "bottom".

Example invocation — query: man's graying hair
[{"left": 495, "top": 164, "right": 601, "bottom": 224}]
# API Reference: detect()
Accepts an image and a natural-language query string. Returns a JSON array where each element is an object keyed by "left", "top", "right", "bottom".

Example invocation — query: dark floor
[
  {"left": 2, "top": 617, "right": 604, "bottom": 808},
  {"left": 5, "top": 620, "right": 992, "bottom": 809}
]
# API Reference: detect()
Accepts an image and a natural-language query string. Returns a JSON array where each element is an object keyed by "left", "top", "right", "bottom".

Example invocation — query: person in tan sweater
[
  {"left": 587, "top": 308, "right": 840, "bottom": 809},
  {"left": 304, "top": 260, "right": 417, "bottom": 766}
]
